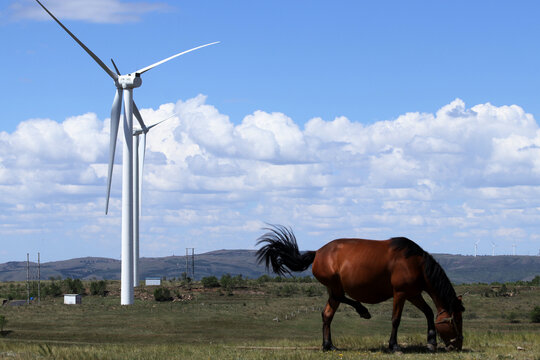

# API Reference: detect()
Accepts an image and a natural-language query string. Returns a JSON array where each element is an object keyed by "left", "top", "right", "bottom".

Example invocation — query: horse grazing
[{"left": 256, "top": 225, "right": 464, "bottom": 352}]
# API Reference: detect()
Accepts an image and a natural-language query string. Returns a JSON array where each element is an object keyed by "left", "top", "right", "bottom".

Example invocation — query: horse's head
[{"left": 435, "top": 296, "right": 464, "bottom": 351}]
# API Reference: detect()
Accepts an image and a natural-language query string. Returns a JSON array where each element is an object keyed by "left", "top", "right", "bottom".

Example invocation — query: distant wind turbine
[
  {"left": 512, "top": 241, "right": 517, "bottom": 256},
  {"left": 491, "top": 241, "right": 496, "bottom": 256},
  {"left": 474, "top": 240, "right": 480, "bottom": 257},
  {"left": 35, "top": 0, "right": 219, "bottom": 305}
]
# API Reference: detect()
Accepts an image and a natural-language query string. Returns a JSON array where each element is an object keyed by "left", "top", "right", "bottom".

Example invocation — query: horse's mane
[{"left": 390, "top": 237, "right": 465, "bottom": 314}]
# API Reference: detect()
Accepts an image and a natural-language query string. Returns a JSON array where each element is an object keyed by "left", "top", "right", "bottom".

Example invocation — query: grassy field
[{"left": 0, "top": 280, "right": 538, "bottom": 359}]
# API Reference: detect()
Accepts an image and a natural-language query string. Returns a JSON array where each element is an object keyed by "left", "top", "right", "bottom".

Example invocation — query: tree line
[{"left": 0, "top": 278, "right": 107, "bottom": 300}]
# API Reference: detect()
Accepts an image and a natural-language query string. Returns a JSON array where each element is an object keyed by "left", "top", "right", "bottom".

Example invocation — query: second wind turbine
[
  {"left": 132, "top": 113, "right": 177, "bottom": 287},
  {"left": 35, "top": 0, "right": 219, "bottom": 305}
]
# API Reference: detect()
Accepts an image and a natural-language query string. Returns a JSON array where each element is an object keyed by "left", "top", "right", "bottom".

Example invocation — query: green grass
[{"left": 0, "top": 282, "right": 539, "bottom": 359}]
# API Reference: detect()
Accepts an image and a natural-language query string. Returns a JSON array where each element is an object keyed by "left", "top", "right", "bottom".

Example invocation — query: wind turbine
[
  {"left": 491, "top": 241, "right": 496, "bottom": 256},
  {"left": 132, "top": 112, "right": 177, "bottom": 287},
  {"left": 512, "top": 241, "right": 517, "bottom": 256},
  {"left": 35, "top": 0, "right": 219, "bottom": 305},
  {"left": 474, "top": 240, "right": 480, "bottom": 257},
  {"left": 110, "top": 59, "right": 177, "bottom": 287}
]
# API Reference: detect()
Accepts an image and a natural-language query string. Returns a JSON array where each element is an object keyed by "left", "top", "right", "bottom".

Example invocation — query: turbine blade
[
  {"left": 135, "top": 41, "right": 220, "bottom": 75},
  {"left": 146, "top": 112, "right": 178, "bottom": 131},
  {"left": 111, "top": 58, "right": 121, "bottom": 76},
  {"left": 136, "top": 113, "right": 175, "bottom": 215},
  {"left": 133, "top": 102, "right": 147, "bottom": 132},
  {"left": 105, "top": 88, "right": 123, "bottom": 214},
  {"left": 35, "top": 0, "right": 118, "bottom": 81}
]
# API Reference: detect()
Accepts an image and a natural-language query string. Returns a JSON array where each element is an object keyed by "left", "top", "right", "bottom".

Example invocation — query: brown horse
[{"left": 256, "top": 225, "right": 464, "bottom": 352}]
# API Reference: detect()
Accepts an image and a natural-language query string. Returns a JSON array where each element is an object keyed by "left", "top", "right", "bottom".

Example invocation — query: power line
[{"left": 185, "top": 248, "right": 195, "bottom": 280}]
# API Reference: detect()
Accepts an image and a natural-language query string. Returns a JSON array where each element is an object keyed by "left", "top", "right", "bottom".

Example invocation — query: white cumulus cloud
[
  {"left": 9, "top": 0, "right": 169, "bottom": 24},
  {"left": 1, "top": 96, "right": 540, "bottom": 261}
]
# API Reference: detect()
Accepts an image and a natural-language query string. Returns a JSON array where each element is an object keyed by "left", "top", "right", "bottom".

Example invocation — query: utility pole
[
  {"left": 185, "top": 248, "right": 188, "bottom": 279},
  {"left": 185, "top": 248, "right": 195, "bottom": 279},
  {"left": 38, "top": 252, "right": 41, "bottom": 305},
  {"left": 192, "top": 248, "right": 195, "bottom": 280},
  {"left": 26, "top": 253, "right": 30, "bottom": 305}
]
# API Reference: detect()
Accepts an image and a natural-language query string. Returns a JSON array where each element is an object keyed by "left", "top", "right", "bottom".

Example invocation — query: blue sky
[
  {"left": 4, "top": 1, "right": 540, "bottom": 130},
  {"left": 1, "top": 0, "right": 540, "bottom": 263}
]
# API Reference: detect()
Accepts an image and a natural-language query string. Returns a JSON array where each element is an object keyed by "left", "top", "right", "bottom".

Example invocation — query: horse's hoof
[
  {"left": 427, "top": 343, "right": 436, "bottom": 352},
  {"left": 389, "top": 344, "right": 402, "bottom": 353},
  {"left": 322, "top": 344, "right": 338, "bottom": 352},
  {"left": 358, "top": 310, "right": 371, "bottom": 319}
]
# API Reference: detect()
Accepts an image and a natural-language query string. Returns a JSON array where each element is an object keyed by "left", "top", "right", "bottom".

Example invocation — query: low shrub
[
  {"left": 201, "top": 276, "right": 220, "bottom": 288},
  {"left": 219, "top": 274, "right": 247, "bottom": 291},
  {"left": 256, "top": 275, "right": 273, "bottom": 284},
  {"left": 180, "top": 273, "right": 192, "bottom": 287},
  {"left": 530, "top": 306, "right": 540, "bottom": 323},
  {"left": 303, "top": 285, "right": 323, "bottom": 297},
  {"left": 43, "top": 281, "right": 63, "bottom": 297},
  {"left": 506, "top": 311, "right": 520, "bottom": 323},
  {"left": 220, "top": 274, "right": 233, "bottom": 291},
  {"left": 275, "top": 284, "right": 299, "bottom": 297},
  {"left": 154, "top": 287, "right": 172, "bottom": 302},
  {"left": 89, "top": 280, "right": 107, "bottom": 296},
  {"left": 0, "top": 315, "right": 6, "bottom": 332},
  {"left": 64, "top": 278, "right": 84, "bottom": 294}
]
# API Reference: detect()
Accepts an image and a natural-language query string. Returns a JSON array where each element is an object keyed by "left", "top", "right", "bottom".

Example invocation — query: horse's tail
[
  {"left": 256, "top": 225, "right": 316, "bottom": 277},
  {"left": 390, "top": 237, "right": 465, "bottom": 314}
]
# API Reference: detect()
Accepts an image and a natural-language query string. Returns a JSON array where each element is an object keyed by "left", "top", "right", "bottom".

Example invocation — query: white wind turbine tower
[
  {"left": 35, "top": 0, "right": 219, "bottom": 305},
  {"left": 512, "top": 241, "right": 517, "bottom": 256},
  {"left": 474, "top": 240, "right": 480, "bottom": 257},
  {"left": 491, "top": 241, "right": 496, "bottom": 256}
]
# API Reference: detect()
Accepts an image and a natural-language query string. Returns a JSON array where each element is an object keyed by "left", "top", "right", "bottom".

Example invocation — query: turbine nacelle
[{"left": 118, "top": 74, "right": 142, "bottom": 89}]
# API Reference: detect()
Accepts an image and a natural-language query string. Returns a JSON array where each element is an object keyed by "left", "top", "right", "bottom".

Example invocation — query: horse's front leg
[
  {"left": 322, "top": 296, "right": 340, "bottom": 351},
  {"left": 389, "top": 292, "right": 406, "bottom": 352},
  {"left": 409, "top": 295, "right": 437, "bottom": 351}
]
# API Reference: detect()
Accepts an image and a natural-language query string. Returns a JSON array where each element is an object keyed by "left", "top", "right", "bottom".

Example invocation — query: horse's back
[
  {"left": 312, "top": 239, "right": 393, "bottom": 302},
  {"left": 312, "top": 238, "right": 425, "bottom": 304}
]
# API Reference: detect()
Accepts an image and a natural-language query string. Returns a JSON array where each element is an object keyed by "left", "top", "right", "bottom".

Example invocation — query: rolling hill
[{"left": 1, "top": 250, "right": 539, "bottom": 284}]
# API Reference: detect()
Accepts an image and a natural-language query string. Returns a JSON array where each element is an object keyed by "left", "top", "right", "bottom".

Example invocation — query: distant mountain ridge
[{"left": 1, "top": 250, "right": 539, "bottom": 284}]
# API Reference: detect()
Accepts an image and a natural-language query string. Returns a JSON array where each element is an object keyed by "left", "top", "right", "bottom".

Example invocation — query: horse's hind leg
[
  {"left": 389, "top": 292, "right": 406, "bottom": 352},
  {"left": 322, "top": 296, "right": 340, "bottom": 351},
  {"left": 338, "top": 296, "right": 371, "bottom": 319},
  {"left": 409, "top": 295, "right": 437, "bottom": 351}
]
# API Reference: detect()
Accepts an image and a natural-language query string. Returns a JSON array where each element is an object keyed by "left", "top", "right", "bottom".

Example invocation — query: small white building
[
  {"left": 145, "top": 277, "right": 161, "bottom": 286},
  {"left": 64, "top": 294, "right": 82, "bottom": 305}
]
